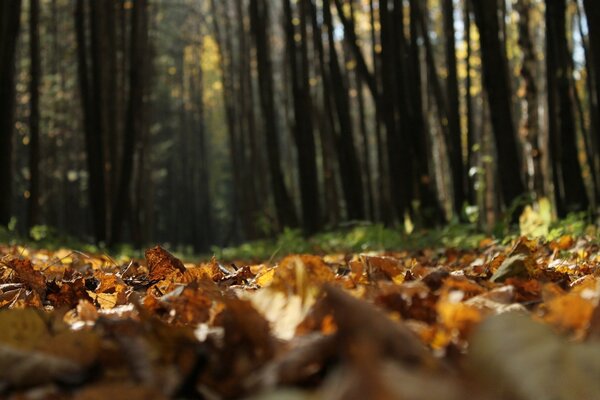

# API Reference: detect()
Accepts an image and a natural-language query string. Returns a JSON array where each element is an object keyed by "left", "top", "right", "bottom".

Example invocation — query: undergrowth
[{"left": 0, "top": 209, "right": 596, "bottom": 263}]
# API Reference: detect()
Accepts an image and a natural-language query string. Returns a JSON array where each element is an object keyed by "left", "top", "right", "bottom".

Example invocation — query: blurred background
[{"left": 0, "top": 0, "right": 598, "bottom": 252}]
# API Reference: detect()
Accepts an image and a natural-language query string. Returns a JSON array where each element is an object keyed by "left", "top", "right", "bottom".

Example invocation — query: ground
[{"left": 1, "top": 231, "right": 600, "bottom": 399}]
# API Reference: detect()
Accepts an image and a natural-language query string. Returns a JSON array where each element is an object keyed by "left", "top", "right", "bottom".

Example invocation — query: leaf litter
[{"left": 1, "top": 236, "right": 600, "bottom": 399}]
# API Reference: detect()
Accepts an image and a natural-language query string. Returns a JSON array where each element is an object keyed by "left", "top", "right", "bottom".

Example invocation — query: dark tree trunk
[
  {"left": 465, "top": 0, "right": 476, "bottom": 204},
  {"left": 0, "top": 0, "right": 22, "bottom": 226},
  {"left": 324, "top": 0, "right": 366, "bottom": 220},
  {"left": 235, "top": 0, "right": 262, "bottom": 239},
  {"left": 546, "top": 0, "right": 589, "bottom": 215},
  {"left": 379, "top": 0, "right": 411, "bottom": 218},
  {"left": 308, "top": 0, "right": 341, "bottom": 226},
  {"left": 583, "top": 0, "right": 600, "bottom": 150},
  {"left": 516, "top": 0, "right": 543, "bottom": 198},
  {"left": 470, "top": 0, "right": 525, "bottom": 211},
  {"left": 249, "top": 0, "right": 298, "bottom": 229},
  {"left": 75, "top": 0, "right": 107, "bottom": 242},
  {"left": 442, "top": 0, "right": 466, "bottom": 216},
  {"left": 110, "top": 0, "right": 149, "bottom": 244},
  {"left": 576, "top": 2, "right": 600, "bottom": 201},
  {"left": 369, "top": 0, "right": 393, "bottom": 223},
  {"left": 283, "top": 0, "right": 321, "bottom": 233},
  {"left": 28, "top": 0, "right": 40, "bottom": 230},
  {"left": 410, "top": 0, "right": 445, "bottom": 226},
  {"left": 210, "top": 0, "right": 246, "bottom": 240}
]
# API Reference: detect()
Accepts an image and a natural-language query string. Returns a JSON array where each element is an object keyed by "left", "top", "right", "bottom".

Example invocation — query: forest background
[{"left": 0, "top": 0, "right": 599, "bottom": 254}]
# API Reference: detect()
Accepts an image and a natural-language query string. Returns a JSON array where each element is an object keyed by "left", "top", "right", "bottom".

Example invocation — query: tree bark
[
  {"left": 75, "top": 0, "right": 107, "bottom": 242},
  {"left": 470, "top": 0, "right": 526, "bottom": 211},
  {"left": 442, "top": 0, "right": 466, "bottom": 216},
  {"left": 28, "top": 0, "right": 41, "bottom": 230},
  {"left": 516, "top": 0, "right": 543, "bottom": 197},
  {"left": 111, "top": 0, "right": 149, "bottom": 244},
  {"left": 249, "top": 0, "right": 298, "bottom": 229},
  {"left": 323, "top": 0, "right": 366, "bottom": 220},
  {"left": 283, "top": 0, "right": 321, "bottom": 233},
  {"left": 546, "top": 0, "right": 589, "bottom": 215},
  {"left": 0, "top": 0, "right": 22, "bottom": 226}
]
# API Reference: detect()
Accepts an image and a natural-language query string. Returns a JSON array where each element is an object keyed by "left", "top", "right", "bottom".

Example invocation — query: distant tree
[
  {"left": 75, "top": 0, "right": 107, "bottom": 242},
  {"left": 515, "top": 0, "right": 543, "bottom": 197},
  {"left": 442, "top": 0, "right": 466, "bottom": 216},
  {"left": 470, "top": 0, "right": 526, "bottom": 211},
  {"left": 583, "top": 1, "right": 600, "bottom": 136},
  {"left": 75, "top": 0, "right": 151, "bottom": 244},
  {"left": 546, "top": 0, "right": 589, "bottom": 215},
  {"left": 282, "top": 0, "right": 320, "bottom": 233},
  {"left": 0, "top": 0, "right": 22, "bottom": 226},
  {"left": 27, "top": 0, "right": 41, "bottom": 230},
  {"left": 324, "top": 0, "right": 366, "bottom": 220},
  {"left": 111, "top": 0, "right": 149, "bottom": 244},
  {"left": 249, "top": 0, "right": 298, "bottom": 229}
]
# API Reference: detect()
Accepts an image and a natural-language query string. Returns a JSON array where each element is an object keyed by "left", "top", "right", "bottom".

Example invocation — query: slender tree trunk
[
  {"left": 283, "top": 0, "right": 321, "bottom": 233},
  {"left": 465, "top": 0, "right": 476, "bottom": 204},
  {"left": 324, "top": 0, "right": 366, "bottom": 220},
  {"left": 110, "top": 0, "right": 149, "bottom": 244},
  {"left": 583, "top": 1, "right": 600, "bottom": 162},
  {"left": 235, "top": 0, "right": 262, "bottom": 238},
  {"left": 27, "top": 0, "right": 41, "bottom": 230},
  {"left": 349, "top": 0, "right": 374, "bottom": 220},
  {"left": 546, "top": 0, "right": 589, "bottom": 215},
  {"left": 516, "top": 0, "right": 543, "bottom": 197},
  {"left": 378, "top": 0, "right": 411, "bottom": 218},
  {"left": 409, "top": 0, "right": 445, "bottom": 226},
  {"left": 369, "top": 0, "right": 393, "bottom": 223},
  {"left": 0, "top": 0, "right": 22, "bottom": 226},
  {"left": 308, "top": 0, "right": 341, "bottom": 226},
  {"left": 75, "top": 0, "right": 107, "bottom": 242},
  {"left": 442, "top": 0, "right": 466, "bottom": 216},
  {"left": 576, "top": 1, "right": 600, "bottom": 202},
  {"left": 249, "top": 0, "right": 298, "bottom": 229},
  {"left": 470, "top": 0, "right": 526, "bottom": 211}
]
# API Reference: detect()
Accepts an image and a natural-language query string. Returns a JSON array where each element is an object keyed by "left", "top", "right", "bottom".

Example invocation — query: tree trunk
[
  {"left": 583, "top": 0, "right": 600, "bottom": 155},
  {"left": 75, "top": 0, "right": 107, "bottom": 242},
  {"left": 516, "top": 0, "right": 543, "bottom": 198},
  {"left": 28, "top": 0, "right": 40, "bottom": 230},
  {"left": 0, "top": 0, "right": 22, "bottom": 226},
  {"left": 324, "top": 0, "right": 366, "bottom": 220},
  {"left": 465, "top": 0, "right": 476, "bottom": 204},
  {"left": 470, "top": 0, "right": 525, "bottom": 211},
  {"left": 410, "top": 0, "right": 445, "bottom": 226},
  {"left": 110, "top": 0, "right": 149, "bottom": 244},
  {"left": 308, "top": 0, "right": 341, "bottom": 226},
  {"left": 249, "top": 0, "right": 298, "bottom": 229},
  {"left": 546, "top": 0, "right": 589, "bottom": 215},
  {"left": 283, "top": 0, "right": 321, "bottom": 233},
  {"left": 442, "top": 0, "right": 466, "bottom": 216}
]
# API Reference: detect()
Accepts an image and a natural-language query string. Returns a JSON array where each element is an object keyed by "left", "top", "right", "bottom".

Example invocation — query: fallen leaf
[{"left": 145, "top": 246, "right": 186, "bottom": 281}]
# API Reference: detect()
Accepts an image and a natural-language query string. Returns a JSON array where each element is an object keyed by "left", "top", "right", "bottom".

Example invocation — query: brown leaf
[
  {"left": 144, "top": 282, "right": 212, "bottom": 325},
  {"left": 46, "top": 278, "right": 93, "bottom": 309},
  {"left": 145, "top": 246, "right": 186, "bottom": 281},
  {"left": 322, "top": 285, "right": 438, "bottom": 369},
  {"left": 273, "top": 255, "right": 336, "bottom": 293},
  {"left": 0, "top": 309, "right": 100, "bottom": 387},
  {"left": 4, "top": 258, "right": 46, "bottom": 296},
  {"left": 73, "top": 382, "right": 168, "bottom": 400}
]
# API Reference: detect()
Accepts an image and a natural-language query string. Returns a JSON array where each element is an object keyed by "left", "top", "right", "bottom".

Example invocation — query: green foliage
[
  {"left": 215, "top": 222, "right": 489, "bottom": 262},
  {"left": 547, "top": 212, "right": 594, "bottom": 241}
]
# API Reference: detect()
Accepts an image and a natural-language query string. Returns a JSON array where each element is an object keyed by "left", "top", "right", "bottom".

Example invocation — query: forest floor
[{"left": 2, "top": 217, "right": 600, "bottom": 399}]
